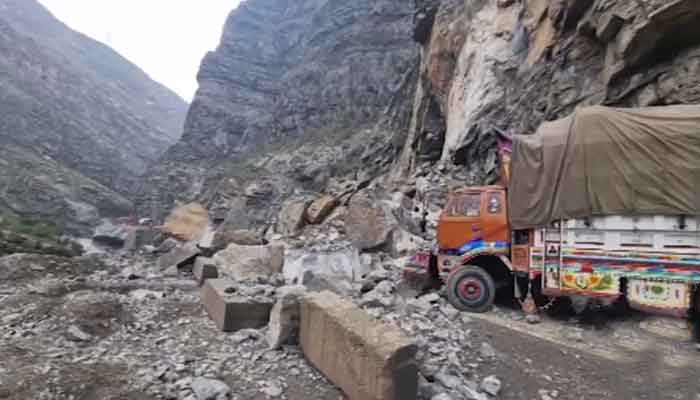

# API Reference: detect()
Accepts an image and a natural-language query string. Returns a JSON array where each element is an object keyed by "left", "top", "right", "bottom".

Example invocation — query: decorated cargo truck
[{"left": 405, "top": 105, "right": 700, "bottom": 319}]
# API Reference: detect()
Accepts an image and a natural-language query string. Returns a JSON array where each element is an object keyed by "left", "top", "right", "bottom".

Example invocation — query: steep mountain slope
[
  {"left": 139, "top": 0, "right": 419, "bottom": 225},
  {"left": 140, "top": 0, "right": 700, "bottom": 234},
  {"left": 0, "top": 0, "right": 188, "bottom": 233}
]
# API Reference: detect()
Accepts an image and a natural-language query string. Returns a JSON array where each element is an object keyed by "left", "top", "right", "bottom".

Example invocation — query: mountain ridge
[{"left": 0, "top": 0, "right": 188, "bottom": 233}]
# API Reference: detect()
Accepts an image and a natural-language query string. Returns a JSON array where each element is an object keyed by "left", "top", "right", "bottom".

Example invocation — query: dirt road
[{"left": 465, "top": 308, "right": 700, "bottom": 400}]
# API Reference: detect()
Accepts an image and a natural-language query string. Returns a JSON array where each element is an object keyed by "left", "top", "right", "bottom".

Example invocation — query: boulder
[
  {"left": 389, "top": 192, "right": 426, "bottom": 237},
  {"left": 306, "top": 195, "right": 338, "bottom": 224},
  {"left": 480, "top": 375, "right": 502, "bottom": 396},
  {"left": 162, "top": 202, "right": 209, "bottom": 242},
  {"left": 155, "top": 237, "right": 179, "bottom": 254},
  {"left": 277, "top": 198, "right": 310, "bottom": 236},
  {"left": 201, "top": 279, "right": 274, "bottom": 332},
  {"left": 191, "top": 377, "right": 231, "bottom": 400},
  {"left": 208, "top": 176, "right": 293, "bottom": 235},
  {"left": 193, "top": 257, "right": 219, "bottom": 285},
  {"left": 389, "top": 229, "right": 428, "bottom": 257},
  {"left": 283, "top": 246, "right": 369, "bottom": 285},
  {"left": 210, "top": 228, "right": 264, "bottom": 251},
  {"left": 300, "top": 270, "right": 356, "bottom": 297},
  {"left": 300, "top": 291, "right": 418, "bottom": 400},
  {"left": 359, "top": 279, "right": 396, "bottom": 308},
  {"left": 345, "top": 190, "right": 398, "bottom": 251},
  {"left": 267, "top": 285, "right": 307, "bottom": 349},
  {"left": 213, "top": 243, "right": 284, "bottom": 281},
  {"left": 157, "top": 243, "right": 200, "bottom": 270},
  {"left": 92, "top": 219, "right": 128, "bottom": 248},
  {"left": 196, "top": 224, "right": 216, "bottom": 252}
]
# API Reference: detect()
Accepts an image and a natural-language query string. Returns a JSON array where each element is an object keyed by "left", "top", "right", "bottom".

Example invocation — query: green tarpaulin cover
[{"left": 508, "top": 105, "right": 700, "bottom": 229}]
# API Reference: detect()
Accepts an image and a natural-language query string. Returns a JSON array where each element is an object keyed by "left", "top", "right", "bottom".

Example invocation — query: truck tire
[{"left": 446, "top": 265, "right": 496, "bottom": 313}]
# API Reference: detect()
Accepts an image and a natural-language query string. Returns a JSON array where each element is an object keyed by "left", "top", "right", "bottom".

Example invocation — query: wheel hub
[{"left": 458, "top": 278, "right": 483, "bottom": 301}]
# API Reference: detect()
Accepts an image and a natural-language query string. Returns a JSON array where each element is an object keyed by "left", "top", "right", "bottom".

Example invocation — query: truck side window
[
  {"left": 444, "top": 197, "right": 460, "bottom": 216},
  {"left": 488, "top": 193, "right": 501, "bottom": 214}
]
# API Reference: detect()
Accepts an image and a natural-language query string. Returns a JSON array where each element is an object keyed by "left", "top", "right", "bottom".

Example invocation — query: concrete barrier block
[
  {"left": 300, "top": 291, "right": 418, "bottom": 400},
  {"left": 193, "top": 257, "right": 219, "bottom": 285},
  {"left": 201, "top": 279, "right": 273, "bottom": 332}
]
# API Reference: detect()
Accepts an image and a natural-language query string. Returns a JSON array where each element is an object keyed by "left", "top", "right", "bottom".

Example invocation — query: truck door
[{"left": 480, "top": 190, "right": 509, "bottom": 243}]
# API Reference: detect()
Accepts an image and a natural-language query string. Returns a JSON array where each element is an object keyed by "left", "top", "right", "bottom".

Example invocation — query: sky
[{"left": 38, "top": 0, "right": 243, "bottom": 101}]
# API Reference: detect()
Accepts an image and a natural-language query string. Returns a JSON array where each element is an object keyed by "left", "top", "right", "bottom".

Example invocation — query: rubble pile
[
  {"left": 4, "top": 179, "right": 700, "bottom": 399},
  {"left": 0, "top": 186, "right": 520, "bottom": 399},
  {"left": 141, "top": 189, "right": 510, "bottom": 400}
]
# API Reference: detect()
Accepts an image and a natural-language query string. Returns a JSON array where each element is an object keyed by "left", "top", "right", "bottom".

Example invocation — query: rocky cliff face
[
  {"left": 0, "top": 0, "right": 188, "bottom": 233},
  {"left": 398, "top": 0, "right": 700, "bottom": 186},
  {"left": 139, "top": 0, "right": 420, "bottom": 227},
  {"left": 142, "top": 0, "right": 700, "bottom": 234}
]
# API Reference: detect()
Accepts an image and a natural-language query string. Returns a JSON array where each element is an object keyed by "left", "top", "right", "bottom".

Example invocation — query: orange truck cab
[
  {"left": 404, "top": 185, "right": 522, "bottom": 312},
  {"left": 403, "top": 135, "right": 521, "bottom": 313}
]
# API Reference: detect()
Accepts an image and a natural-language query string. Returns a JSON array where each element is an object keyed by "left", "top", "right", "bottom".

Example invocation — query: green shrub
[{"left": 0, "top": 214, "right": 60, "bottom": 241}]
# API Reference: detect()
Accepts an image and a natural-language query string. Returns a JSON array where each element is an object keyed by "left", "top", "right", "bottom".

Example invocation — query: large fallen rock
[
  {"left": 359, "top": 280, "right": 396, "bottom": 309},
  {"left": 157, "top": 243, "right": 200, "bottom": 270},
  {"left": 306, "top": 195, "right": 338, "bottom": 224},
  {"left": 191, "top": 377, "right": 231, "bottom": 400},
  {"left": 210, "top": 227, "right": 264, "bottom": 251},
  {"left": 154, "top": 237, "right": 179, "bottom": 254},
  {"left": 345, "top": 190, "right": 398, "bottom": 251},
  {"left": 201, "top": 279, "right": 274, "bottom": 332},
  {"left": 162, "top": 202, "right": 209, "bottom": 242},
  {"left": 300, "top": 291, "right": 418, "bottom": 400},
  {"left": 213, "top": 243, "right": 284, "bottom": 281},
  {"left": 299, "top": 270, "right": 356, "bottom": 297},
  {"left": 283, "top": 246, "right": 369, "bottom": 284},
  {"left": 389, "top": 228, "right": 428, "bottom": 257},
  {"left": 277, "top": 197, "right": 310, "bottom": 236},
  {"left": 388, "top": 192, "right": 427, "bottom": 237}
]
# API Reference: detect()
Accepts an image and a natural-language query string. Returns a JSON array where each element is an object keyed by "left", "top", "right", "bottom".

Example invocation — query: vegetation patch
[
  {"left": 0, "top": 214, "right": 83, "bottom": 257},
  {"left": 0, "top": 214, "right": 60, "bottom": 240}
]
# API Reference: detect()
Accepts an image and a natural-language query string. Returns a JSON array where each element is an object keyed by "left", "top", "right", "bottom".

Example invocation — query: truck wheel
[{"left": 446, "top": 265, "right": 496, "bottom": 313}]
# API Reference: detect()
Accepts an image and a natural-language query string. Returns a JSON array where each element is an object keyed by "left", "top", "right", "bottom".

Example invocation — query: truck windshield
[{"left": 445, "top": 194, "right": 481, "bottom": 217}]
